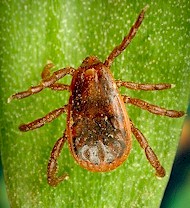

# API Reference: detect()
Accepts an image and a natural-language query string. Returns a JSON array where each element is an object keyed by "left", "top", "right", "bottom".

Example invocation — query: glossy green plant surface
[{"left": 0, "top": 1, "right": 189, "bottom": 208}]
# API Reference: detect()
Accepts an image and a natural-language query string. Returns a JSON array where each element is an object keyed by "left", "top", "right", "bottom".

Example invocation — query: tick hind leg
[
  {"left": 19, "top": 105, "right": 67, "bottom": 132},
  {"left": 130, "top": 120, "right": 165, "bottom": 177},
  {"left": 8, "top": 62, "right": 75, "bottom": 102},
  {"left": 116, "top": 80, "right": 174, "bottom": 91},
  {"left": 47, "top": 132, "right": 68, "bottom": 186},
  {"left": 104, "top": 5, "right": 148, "bottom": 67},
  {"left": 122, "top": 95, "right": 184, "bottom": 118}
]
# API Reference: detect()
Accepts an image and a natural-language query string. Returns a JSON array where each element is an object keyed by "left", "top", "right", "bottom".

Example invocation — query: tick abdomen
[{"left": 73, "top": 116, "right": 127, "bottom": 164}]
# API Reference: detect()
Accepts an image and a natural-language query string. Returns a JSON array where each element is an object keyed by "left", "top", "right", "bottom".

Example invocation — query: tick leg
[
  {"left": 19, "top": 105, "right": 67, "bottom": 131},
  {"left": 130, "top": 120, "right": 165, "bottom": 177},
  {"left": 8, "top": 65, "right": 75, "bottom": 102},
  {"left": 104, "top": 5, "right": 148, "bottom": 67},
  {"left": 47, "top": 133, "right": 68, "bottom": 186},
  {"left": 123, "top": 95, "right": 184, "bottom": 118},
  {"left": 116, "top": 80, "right": 173, "bottom": 91}
]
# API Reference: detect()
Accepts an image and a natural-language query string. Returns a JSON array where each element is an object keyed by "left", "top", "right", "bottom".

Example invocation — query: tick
[{"left": 9, "top": 6, "right": 184, "bottom": 186}]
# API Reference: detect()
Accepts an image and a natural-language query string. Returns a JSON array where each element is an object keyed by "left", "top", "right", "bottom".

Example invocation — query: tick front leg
[
  {"left": 8, "top": 64, "right": 75, "bottom": 102},
  {"left": 122, "top": 95, "right": 184, "bottom": 118},
  {"left": 130, "top": 120, "right": 165, "bottom": 177},
  {"left": 116, "top": 80, "right": 173, "bottom": 91},
  {"left": 19, "top": 105, "right": 67, "bottom": 131},
  {"left": 47, "top": 133, "right": 68, "bottom": 186},
  {"left": 104, "top": 5, "right": 148, "bottom": 67}
]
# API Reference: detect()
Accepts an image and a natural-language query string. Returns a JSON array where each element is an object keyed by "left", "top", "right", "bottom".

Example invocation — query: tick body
[
  {"left": 9, "top": 6, "right": 184, "bottom": 186},
  {"left": 68, "top": 57, "right": 131, "bottom": 171}
]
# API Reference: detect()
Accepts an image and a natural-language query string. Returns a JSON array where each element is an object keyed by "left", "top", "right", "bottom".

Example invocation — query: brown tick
[{"left": 8, "top": 6, "right": 184, "bottom": 186}]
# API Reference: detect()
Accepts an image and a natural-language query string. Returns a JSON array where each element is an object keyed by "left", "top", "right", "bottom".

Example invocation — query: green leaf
[{"left": 0, "top": 1, "right": 189, "bottom": 208}]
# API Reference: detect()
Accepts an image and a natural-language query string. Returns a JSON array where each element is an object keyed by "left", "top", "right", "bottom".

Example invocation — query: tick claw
[
  {"left": 7, "top": 96, "right": 13, "bottom": 103},
  {"left": 19, "top": 124, "right": 29, "bottom": 132},
  {"left": 171, "top": 84, "right": 176, "bottom": 88},
  {"left": 155, "top": 169, "right": 166, "bottom": 178},
  {"left": 143, "top": 5, "right": 149, "bottom": 12}
]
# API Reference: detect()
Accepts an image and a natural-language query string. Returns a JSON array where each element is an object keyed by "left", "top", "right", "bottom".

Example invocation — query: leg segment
[
  {"left": 49, "top": 83, "right": 70, "bottom": 91},
  {"left": 123, "top": 95, "right": 184, "bottom": 118},
  {"left": 116, "top": 80, "right": 173, "bottom": 91},
  {"left": 47, "top": 133, "right": 68, "bottom": 186},
  {"left": 19, "top": 105, "right": 67, "bottom": 131},
  {"left": 130, "top": 120, "right": 165, "bottom": 177},
  {"left": 8, "top": 65, "right": 75, "bottom": 102},
  {"left": 104, "top": 5, "right": 148, "bottom": 67}
]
